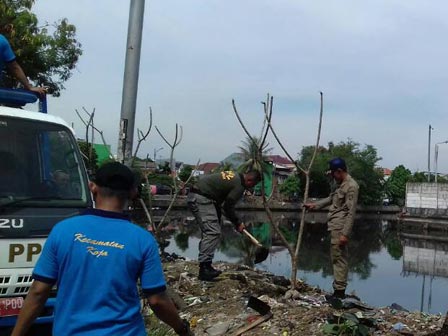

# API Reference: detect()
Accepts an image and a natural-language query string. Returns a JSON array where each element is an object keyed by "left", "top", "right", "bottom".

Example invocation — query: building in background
[{"left": 193, "top": 162, "right": 220, "bottom": 176}]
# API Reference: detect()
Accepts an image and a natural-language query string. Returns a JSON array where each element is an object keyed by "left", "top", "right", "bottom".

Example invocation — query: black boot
[
  {"left": 325, "top": 289, "right": 346, "bottom": 308},
  {"left": 198, "top": 262, "right": 221, "bottom": 281},
  {"left": 332, "top": 289, "right": 346, "bottom": 299}
]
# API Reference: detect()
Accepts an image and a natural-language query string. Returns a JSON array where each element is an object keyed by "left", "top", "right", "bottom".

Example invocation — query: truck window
[{"left": 0, "top": 117, "right": 89, "bottom": 208}]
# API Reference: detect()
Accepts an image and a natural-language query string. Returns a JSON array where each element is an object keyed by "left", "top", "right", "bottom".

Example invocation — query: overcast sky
[{"left": 32, "top": 0, "right": 448, "bottom": 172}]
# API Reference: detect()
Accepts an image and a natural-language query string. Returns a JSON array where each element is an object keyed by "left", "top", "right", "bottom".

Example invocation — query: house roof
[
  {"left": 197, "top": 162, "right": 220, "bottom": 174},
  {"left": 266, "top": 155, "right": 294, "bottom": 165},
  {"left": 383, "top": 168, "right": 392, "bottom": 176}
]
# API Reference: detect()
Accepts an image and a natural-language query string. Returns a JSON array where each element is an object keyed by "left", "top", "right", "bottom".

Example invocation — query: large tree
[
  {"left": 0, "top": 0, "right": 82, "bottom": 96},
  {"left": 384, "top": 165, "right": 412, "bottom": 205},
  {"left": 299, "top": 140, "right": 384, "bottom": 205},
  {"left": 178, "top": 165, "right": 194, "bottom": 182},
  {"left": 279, "top": 174, "right": 301, "bottom": 200}
]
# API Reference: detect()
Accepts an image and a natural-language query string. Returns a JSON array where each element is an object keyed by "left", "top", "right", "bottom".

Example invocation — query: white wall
[{"left": 406, "top": 183, "right": 448, "bottom": 210}]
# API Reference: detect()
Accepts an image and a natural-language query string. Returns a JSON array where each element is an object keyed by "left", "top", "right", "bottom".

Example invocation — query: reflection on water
[{"left": 158, "top": 210, "right": 448, "bottom": 314}]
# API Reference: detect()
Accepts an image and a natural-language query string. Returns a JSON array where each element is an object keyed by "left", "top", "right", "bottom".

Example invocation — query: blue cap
[{"left": 328, "top": 157, "right": 347, "bottom": 172}]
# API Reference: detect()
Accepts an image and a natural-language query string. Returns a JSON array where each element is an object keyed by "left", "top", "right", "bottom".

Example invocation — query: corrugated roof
[{"left": 266, "top": 155, "right": 294, "bottom": 165}]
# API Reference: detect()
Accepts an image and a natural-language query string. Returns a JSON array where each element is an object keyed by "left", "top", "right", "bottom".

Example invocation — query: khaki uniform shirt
[
  {"left": 191, "top": 171, "right": 245, "bottom": 226},
  {"left": 315, "top": 174, "right": 359, "bottom": 236}
]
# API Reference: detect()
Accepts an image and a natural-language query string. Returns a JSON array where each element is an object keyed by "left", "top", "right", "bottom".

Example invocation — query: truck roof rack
[{"left": 0, "top": 88, "right": 47, "bottom": 113}]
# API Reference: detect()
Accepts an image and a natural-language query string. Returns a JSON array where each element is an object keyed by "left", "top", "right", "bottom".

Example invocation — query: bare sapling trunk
[
  {"left": 233, "top": 92, "right": 324, "bottom": 289},
  {"left": 232, "top": 96, "right": 295, "bottom": 257},
  {"left": 124, "top": 108, "right": 155, "bottom": 232},
  {"left": 130, "top": 107, "right": 153, "bottom": 168},
  {"left": 76, "top": 107, "right": 95, "bottom": 168},
  {"left": 154, "top": 124, "right": 200, "bottom": 239},
  {"left": 131, "top": 110, "right": 154, "bottom": 231},
  {"left": 154, "top": 159, "right": 199, "bottom": 238},
  {"left": 139, "top": 197, "right": 156, "bottom": 233},
  {"left": 285, "top": 92, "right": 323, "bottom": 287},
  {"left": 75, "top": 107, "right": 114, "bottom": 161}
]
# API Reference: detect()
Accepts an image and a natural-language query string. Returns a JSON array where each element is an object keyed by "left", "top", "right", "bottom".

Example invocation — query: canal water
[{"left": 157, "top": 210, "right": 448, "bottom": 315}]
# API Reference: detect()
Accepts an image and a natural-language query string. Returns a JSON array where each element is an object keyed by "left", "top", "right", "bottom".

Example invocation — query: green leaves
[
  {"left": 178, "top": 165, "right": 194, "bottom": 183},
  {"left": 0, "top": 1, "right": 82, "bottom": 96},
  {"left": 279, "top": 174, "right": 301, "bottom": 200},
  {"left": 298, "top": 140, "right": 384, "bottom": 205},
  {"left": 384, "top": 165, "right": 412, "bottom": 205},
  {"left": 322, "top": 313, "right": 371, "bottom": 336}
]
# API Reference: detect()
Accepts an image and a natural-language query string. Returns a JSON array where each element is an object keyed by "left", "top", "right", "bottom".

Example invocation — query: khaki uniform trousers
[
  {"left": 330, "top": 230, "right": 349, "bottom": 291},
  {"left": 187, "top": 193, "right": 221, "bottom": 263}
]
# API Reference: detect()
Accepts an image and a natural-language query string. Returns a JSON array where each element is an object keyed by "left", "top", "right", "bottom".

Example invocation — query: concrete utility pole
[
  {"left": 428, "top": 124, "right": 433, "bottom": 182},
  {"left": 117, "top": 0, "right": 146, "bottom": 165}
]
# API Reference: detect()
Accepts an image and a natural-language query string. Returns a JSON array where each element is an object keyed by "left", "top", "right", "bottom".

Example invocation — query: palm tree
[
  {"left": 216, "top": 161, "right": 234, "bottom": 173},
  {"left": 238, "top": 135, "right": 272, "bottom": 173}
]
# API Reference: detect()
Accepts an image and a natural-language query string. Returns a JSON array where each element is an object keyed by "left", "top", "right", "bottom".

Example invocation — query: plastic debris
[
  {"left": 154, "top": 259, "right": 446, "bottom": 335},
  {"left": 392, "top": 322, "right": 408, "bottom": 331}
]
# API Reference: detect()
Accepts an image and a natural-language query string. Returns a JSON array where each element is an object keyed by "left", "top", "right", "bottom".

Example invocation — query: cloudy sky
[{"left": 32, "top": 1, "right": 448, "bottom": 172}]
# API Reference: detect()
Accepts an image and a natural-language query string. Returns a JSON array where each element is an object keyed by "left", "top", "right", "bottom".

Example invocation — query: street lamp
[
  {"left": 428, "top": 125, "right": 434, "bottom": 182},
  {"left": 153, "top": 147, "right": 163, "bottom": 162}
]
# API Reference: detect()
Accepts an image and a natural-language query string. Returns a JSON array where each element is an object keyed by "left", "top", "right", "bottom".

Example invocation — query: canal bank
[
  {"left": 149, "top": 195, "right": 401, "bottom": 222},
  {"left": 132, "top": 203, "right": 448, "bottom": 334},
  {"left": 149, "top": 194, "right": 448, "bottom": 229},
  {"left": 149, "top": 258, "right": 448, "bottom": 335},
  {"left": 131, "top": 208, "right": 448, "bottom": 318}
]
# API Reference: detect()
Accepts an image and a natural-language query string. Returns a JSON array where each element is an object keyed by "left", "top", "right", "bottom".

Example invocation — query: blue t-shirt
[
  {"left": 33, "top": 208, "right": 166, "bottom": 336},
  {"left": 0, "top": 34, "right": 15, "bottom": 77}
]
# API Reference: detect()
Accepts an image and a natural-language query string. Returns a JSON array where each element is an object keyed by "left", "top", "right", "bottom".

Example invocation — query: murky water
[{"left": 157, "top": 210, "right": 448, "bottom": 314}]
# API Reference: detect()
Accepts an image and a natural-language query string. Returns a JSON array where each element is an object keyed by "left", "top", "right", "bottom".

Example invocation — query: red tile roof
[
  {"left": 383, "top": 168, "right": 392, "bottom": 176},
  {"left": 197, "top": 162, "right": 220, "bottom": 174}
]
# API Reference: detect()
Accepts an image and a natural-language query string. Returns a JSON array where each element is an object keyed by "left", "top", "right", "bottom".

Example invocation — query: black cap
[
  {"left": 328, "top": 157, "right": 347, "bottom": 172},
  {"left": 93, "top": 162, "right": 136, "bottom": 191}
]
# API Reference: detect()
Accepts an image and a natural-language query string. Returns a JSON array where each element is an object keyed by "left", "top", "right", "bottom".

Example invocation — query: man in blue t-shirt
[
  {"left": 0, "top": 24, "right": 46, "bottom": 95},
  {"left": 12, "top": 162, "right": 192, "bottom": 336}
]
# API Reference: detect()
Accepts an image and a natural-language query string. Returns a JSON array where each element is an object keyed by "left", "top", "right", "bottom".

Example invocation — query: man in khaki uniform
[
  {"left": 188, "top": 170, "right": 261, "bottom": 281},
  {"left": 305, "top": 158, "right": 359, "bottom": 299}
]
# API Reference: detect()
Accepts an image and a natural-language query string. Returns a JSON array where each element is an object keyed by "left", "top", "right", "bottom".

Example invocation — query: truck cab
[{"left": 0, "top": 89, "right": 93, "bottom": 331}]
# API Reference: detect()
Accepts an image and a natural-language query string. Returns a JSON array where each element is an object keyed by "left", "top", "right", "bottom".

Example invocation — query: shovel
[
  {"left": 215, "top": 205, "right": 269, "bottom": 264},
  {"left": 242, "top": 229, "right": 269, "bottom": 264},
  {"left": 233, "top": 296, "right": 273, "bottom": 335}
]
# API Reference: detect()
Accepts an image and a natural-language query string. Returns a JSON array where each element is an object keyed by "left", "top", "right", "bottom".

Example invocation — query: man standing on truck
[
  {"left": 304, "top": 158, "right": 359, "bottom": 299},
  {"left": 0, "top": 24, "right": 46, "bottom": 96},
  {"left": 188, "top": 170, "right": 261, "bottom": 281},
  {"left": 12, "top": 162, "right": 192, "bottom": 336}
]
